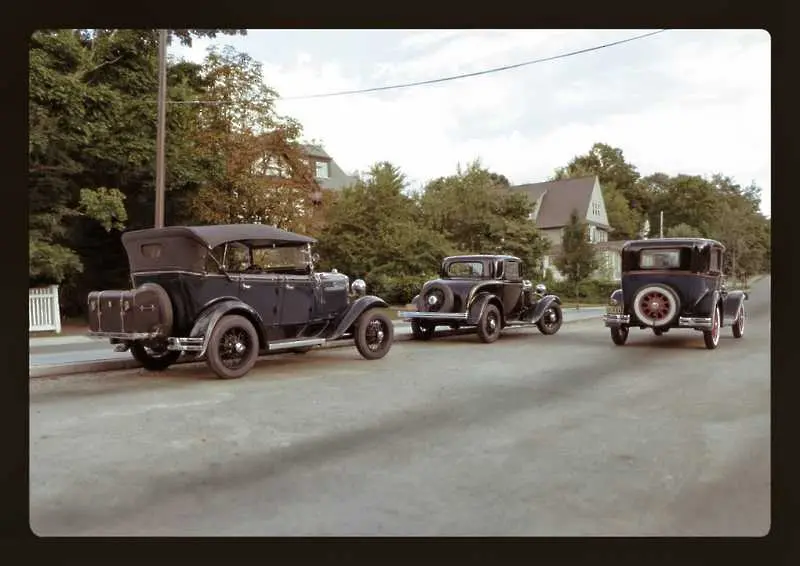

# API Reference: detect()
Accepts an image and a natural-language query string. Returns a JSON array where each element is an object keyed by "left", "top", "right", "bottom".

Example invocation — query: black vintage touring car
[
  {"left": 87, "top": 224, "right": 394, "bottom": 379},
  {"left": 398, "top": 254, "right": 563, "bottom": 343},
  {"left": 602, "top": 238, "right": 748, "bottom": 350}
]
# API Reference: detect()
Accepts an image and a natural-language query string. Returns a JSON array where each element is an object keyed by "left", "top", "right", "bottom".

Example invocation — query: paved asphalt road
[
  {"left": 28, "top": 307, "right": 606, "bottom": 367},
  {"left": 29, "top": 283, "right": 769, "bottom": 536}
]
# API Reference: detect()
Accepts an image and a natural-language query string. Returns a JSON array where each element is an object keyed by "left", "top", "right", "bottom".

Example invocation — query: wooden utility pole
[{"left": 154, "top": 29, "right": 167, "bottom": 228}]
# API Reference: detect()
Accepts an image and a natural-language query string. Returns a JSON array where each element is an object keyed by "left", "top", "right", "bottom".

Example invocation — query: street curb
[{"left": 29, "top": 313, "right": 602, "bottom": 378}]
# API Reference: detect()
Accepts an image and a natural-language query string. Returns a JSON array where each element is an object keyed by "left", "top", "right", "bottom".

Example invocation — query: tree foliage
[{"left": 554, "top": 210, "right": 599, "bottom": 287}]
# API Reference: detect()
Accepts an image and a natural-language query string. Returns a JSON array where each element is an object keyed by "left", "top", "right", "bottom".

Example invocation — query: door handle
[
  {"left": 242, "top": 283, "right": 251, "bottom": 289},
  {"left": 286, "top": 284, "right": 295, "bottom": 290}
]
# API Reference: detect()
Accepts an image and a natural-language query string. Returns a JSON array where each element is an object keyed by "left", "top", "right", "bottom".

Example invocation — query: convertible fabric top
[{"left": 122, "top": 224, "right": 317, "bottom": 249}]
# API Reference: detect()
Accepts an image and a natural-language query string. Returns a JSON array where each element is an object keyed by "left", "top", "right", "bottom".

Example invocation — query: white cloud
[{"left": 171, "top": 29, "right": 771, "bottom": 216}]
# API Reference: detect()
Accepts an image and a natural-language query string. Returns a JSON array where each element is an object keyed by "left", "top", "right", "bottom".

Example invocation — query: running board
[
  {"left": 504, "top": 320, "right": 537, "bottom": 327},
  {"left": 268, "top": 337, "right": 327, "bottom": 352}
]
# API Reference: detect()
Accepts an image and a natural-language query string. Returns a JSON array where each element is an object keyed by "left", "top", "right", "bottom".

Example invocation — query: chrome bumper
[
  {"left": 678, "top": 316, "right": 713, "bottom": 329},
  {"left": 88, "top": 331, "right": 159, "bottom": 341},
  {"left": 398, "top": 311, "right": 469, "bottom": 321},
  {"left": 167, "top": 337, "right": 204, "bottom": 352},
  {"left": 603, "top": 314, "right": 630, "bottom": 326}
]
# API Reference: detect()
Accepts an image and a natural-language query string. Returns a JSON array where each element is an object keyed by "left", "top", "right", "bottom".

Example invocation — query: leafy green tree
[
  {"left": 418, "top": 160, "right": 550, "bottom": 273},
  {"left": 315, "top": 162, "right": 453, "bottom": 280},
  {"left": 665, "top": 223, "right": 704, "bottom": 238},
  {"left": 555, "top": 210, "right": 599, "bottom": 288}
]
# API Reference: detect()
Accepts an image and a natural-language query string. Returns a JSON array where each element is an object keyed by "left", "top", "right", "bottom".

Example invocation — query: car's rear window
[
  {"left": 447, "top": 262, "right": 484, "bottom": 277},
  {"left": 638, "top": 249, "right": 682, "bottom": 269}
]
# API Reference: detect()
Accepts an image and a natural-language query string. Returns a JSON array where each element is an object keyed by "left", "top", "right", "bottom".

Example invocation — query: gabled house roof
[
  {"left": 301, "top": 144, "right": 358, "bottom": 191},
  {"left": 510, "top": 176, "right": 611, "bottom": 231}
]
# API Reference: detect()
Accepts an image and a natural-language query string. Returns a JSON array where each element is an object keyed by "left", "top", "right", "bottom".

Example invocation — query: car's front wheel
[
  {"left": 206, "top": 314, "right": 260, "bottom": 379},
  {"left": 536, "top": 304, "right": 563, "bottom": 335},
  {"left": 610, "top": 325, "right": 629, "bottom": 345},
  {"left": 355, "top": 309, "right": 394, "bottom": 360},
  {"left": 130, "top": 341, "right": 181, "bottom": 371},
  {"left": 477, "top": 304, "right": 502, "bottom": 343},
  {"left": 411, "top": 319, "right": 435, "bottom": 340}
]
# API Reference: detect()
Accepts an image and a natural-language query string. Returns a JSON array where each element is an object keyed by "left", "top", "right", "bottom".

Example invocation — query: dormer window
[
  {"left": 592, "top": 201, "right": 601, "bottom": 216},
  {"left": 315, "top": 160, "right": 330, "bottom": 179}
]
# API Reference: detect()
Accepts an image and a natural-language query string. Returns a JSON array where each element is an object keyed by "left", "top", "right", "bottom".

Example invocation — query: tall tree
[
  {"left": 188, "top": 46, "right": 317, "bottom": 231},
  {"left": 555, "top": 210, "right": 599, "bottom": 287},
  {"left": 315, "top": 162, "right": 453, "bottom": 278},
  {"left": 419, "top": 160, "right": 550, "bottom": 271}
]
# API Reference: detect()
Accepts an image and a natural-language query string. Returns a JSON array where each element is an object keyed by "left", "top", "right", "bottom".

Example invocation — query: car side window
[
  {"left": 252, "top": 246, "right": 309, "bottom": 275},
  {"left": 223, "top": 244, "right": 251, "bottom": 273},
  {"left": 504, "top": 261, "right": 521, "bottom": 281}
]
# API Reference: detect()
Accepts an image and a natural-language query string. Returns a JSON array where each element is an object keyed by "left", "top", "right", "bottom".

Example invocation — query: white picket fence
[{"left": 29, "top": 285, "right": 61, "bottom": 333}]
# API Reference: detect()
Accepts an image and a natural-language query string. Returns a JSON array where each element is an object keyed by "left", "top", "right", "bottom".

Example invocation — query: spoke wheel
[
  {"left": 206, "top": 315, "right": 260, "bottom": 379},
  {"left": 477, "top": 304, "right": 502, "bottom": 343},
  {"left": 632, "top": 284, "right": 680, "bottom": 327},
  {"left": 536, "top": 304, "right": 563, "bottom": 335},
  {"left": 703, "top": 306, "right": 721, "bottom": 350},
  {"left": 355, "top": 310, "right": 394, "bottom": 360}
]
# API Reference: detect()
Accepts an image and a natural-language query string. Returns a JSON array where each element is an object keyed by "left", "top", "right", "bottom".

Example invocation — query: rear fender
[
  {"left": 411, "top": 294, "right": 421, "bottom": 310},
  {"left": 467, "top": 292, "right": 502, "bottom": 325},
  {"left": 722, "top": 290, "right": 747, "bottom": 325},
  {"left": 529, "top": 294, "right": 562, "bottom": 323},
  {"left": 191, "top": 299, "right": 267, "bottom": 357},
  {"left": 329, "top": 295, "right": 389, "bottom": 340},
  {"left": 610, "top": 288, "right": 623, "bottom": 305}
]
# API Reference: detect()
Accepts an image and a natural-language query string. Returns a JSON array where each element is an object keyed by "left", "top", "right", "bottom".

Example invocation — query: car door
[
  {"left": 238, "top": 272, "right": 283, "bottom": 340},
  {"left": 501, "top": 260, "right": 524, "bottom": 315},
  {"left": 279, "top": 273, "right": 316, "bottom": 326}
]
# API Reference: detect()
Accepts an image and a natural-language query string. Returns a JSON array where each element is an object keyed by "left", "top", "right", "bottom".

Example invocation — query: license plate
[{"left": 606, "top": 305, "right": 623, "bottom": 315}]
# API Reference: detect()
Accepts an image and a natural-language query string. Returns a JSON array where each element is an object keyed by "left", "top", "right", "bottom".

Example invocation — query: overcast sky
[{"left": 171, "top": 29, "right": 771, "bottom": 216}]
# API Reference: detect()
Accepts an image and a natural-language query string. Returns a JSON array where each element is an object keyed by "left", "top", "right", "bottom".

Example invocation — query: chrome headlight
[{"left": 351, "top": 278, "right": 367, "bottom": 296}]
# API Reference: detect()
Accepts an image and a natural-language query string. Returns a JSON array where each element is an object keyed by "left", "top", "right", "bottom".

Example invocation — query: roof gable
[{"left": 510, "top": 176, "right": 606, "bottom": 229}]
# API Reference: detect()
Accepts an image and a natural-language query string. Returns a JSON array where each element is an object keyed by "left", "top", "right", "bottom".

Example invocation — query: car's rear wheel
[
  {"left": 411, "top": 319, "right": 435, "bottom": 340},
  {"left": 130, "top": 341, "right": 181, "bottom": 371},
  {"left": 536, "top": 304, "right": 563, "bottom": 335},
  {"left": 206, "top": 314, "right": 260, "bottom": 379},
  {"left": 610, "top": 326, "right": 629, "bottom": 345},
  {"left": 477, "top": 304, "right": 502, "bottom": 343},
  {"left": 703, "top": 306, "right": 721, "bottom": 350},
  {"left": 355, "top": 309, "right": 394, "bottom": 360},
  {"left": 732, "top": 305, "right": 745, "bottom": 338}
]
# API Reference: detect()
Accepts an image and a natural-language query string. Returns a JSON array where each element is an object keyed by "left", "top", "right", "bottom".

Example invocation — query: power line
[
  {"left": 282, "top": 29, "right": 669, "bottom": 100},
  {"left": 162, "top": 29, "right": 668, "bottom": 105}
]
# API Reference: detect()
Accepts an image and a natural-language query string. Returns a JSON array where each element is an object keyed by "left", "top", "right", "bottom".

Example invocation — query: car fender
[
  {"left": 610, "top": 288, "right": 623, "bottom": 306},
  {"left": 411, "top": 294, "right": 421, "bottom": 310},
  {"left": 329, "top": 295, "right": 389, "bottom": 340},
  {"left": 722, "top": 290, "right": 747, "bottom": 325},
  {"left": 190, "top": 299, "right": 267, "bottom": 357},
  {"left": 529, "top": 294, "right": 562, "bottom": 323},
  {"left": 467, "top": 292, "right": 502, "bottom": 325}
]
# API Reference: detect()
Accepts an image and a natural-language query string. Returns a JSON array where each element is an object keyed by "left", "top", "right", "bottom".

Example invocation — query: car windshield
[
  {"left": 252, "top": 245, "right": 308, "bottom": 271},
  {"left": 447, "top": 261, "right": 484, "bottom": 277},
  {"left": 638, "top": 249, "right": 682, "bottom": 270}
]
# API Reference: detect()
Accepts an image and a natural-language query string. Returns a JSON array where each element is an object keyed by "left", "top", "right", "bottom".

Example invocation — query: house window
[
  {"left": 588, "top": 225, "right": 596, "bottom": 242},
  {"left": 315, "top": 160, "right": 330, "bottom": 179}
]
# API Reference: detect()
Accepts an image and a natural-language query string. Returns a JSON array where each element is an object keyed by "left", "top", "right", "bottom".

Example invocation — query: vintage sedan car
[
  {"left": 398, "top": 254, "right": 563, "bottom": 343},
  {"left": 87, "top": 224, "right": 394, "bottom": 379},
  {"left": 603, "top": 238, "right": 748, "bottom": 350}
]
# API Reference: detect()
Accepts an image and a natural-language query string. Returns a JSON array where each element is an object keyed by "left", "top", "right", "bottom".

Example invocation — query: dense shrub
[
  {"left": 367, "top": 273, "right": 436, "bottom": 305},
  {"left": 548, "top": 278, "right": 619, "bottom": 304}
]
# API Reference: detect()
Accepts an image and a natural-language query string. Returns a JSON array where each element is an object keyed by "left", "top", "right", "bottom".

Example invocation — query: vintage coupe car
[
  {"left": 398, "top": 254, "right": 563, "bottom": 343},
  {"left": 603, "top": 238, "right": 748, "bottom": 350},
  {"left": 87, "top": 224, "right": 395, "bottom": 379}
]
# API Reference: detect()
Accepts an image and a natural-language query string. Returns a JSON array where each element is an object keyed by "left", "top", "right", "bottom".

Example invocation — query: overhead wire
[{"left": 163, "top": 29, "right": 668, "bottom": 105}]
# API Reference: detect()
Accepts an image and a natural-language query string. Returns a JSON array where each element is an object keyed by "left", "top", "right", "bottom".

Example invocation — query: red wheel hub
[{"left": 640, "top": 291, "right": 671, "bottom": 320}]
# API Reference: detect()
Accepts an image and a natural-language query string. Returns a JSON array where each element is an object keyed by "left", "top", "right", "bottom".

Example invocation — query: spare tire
[
  {"left": 135, "top": 282, "right": 174, "bottom": 336},
  {"left": 422, "top": 283, "right": 455, "bottom": 313},
  {"left": 632, "top": 284, "right": 680, "bottom": 327}
]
